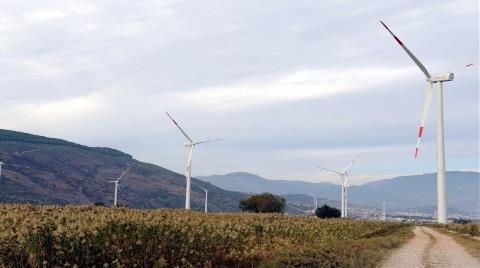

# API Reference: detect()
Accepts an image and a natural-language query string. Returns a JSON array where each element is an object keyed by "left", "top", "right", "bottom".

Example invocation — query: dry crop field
[{"left": 0, "top": 204, "right": 411, "bottom": 267}]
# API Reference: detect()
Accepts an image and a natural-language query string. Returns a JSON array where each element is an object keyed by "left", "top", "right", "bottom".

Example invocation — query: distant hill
[
  {"left": 0, "top": 129, "right": 245, "bottom": 212},
  {"left": 199, "top": 171, "right": 479, "bottom": 215},
  {"left": 199, "top": 172, "right": 338, "bottom": 195}
]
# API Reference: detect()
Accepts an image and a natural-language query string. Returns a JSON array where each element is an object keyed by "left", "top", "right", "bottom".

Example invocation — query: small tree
[
  {"left": 315, "top": 204, "right": 341, "bottom": 218},
  {"left": 239, "top": 193, "right": 286, "bottom": 213}
]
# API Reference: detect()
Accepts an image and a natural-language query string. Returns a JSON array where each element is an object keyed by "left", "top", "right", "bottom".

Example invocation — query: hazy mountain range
[
  {"left": 1, "top": 129, "right": 477, "bottom": 217},
  {"left": 199, "top": 171, "right": 479, "bottom": 214},
  {"left": 0, "top": 129, "right": 245, "bottom": 212}
]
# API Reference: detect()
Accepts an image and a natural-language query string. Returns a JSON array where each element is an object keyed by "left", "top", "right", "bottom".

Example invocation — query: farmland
[{"left": 0, "top": 204, "right": 411, "bottom": 267}]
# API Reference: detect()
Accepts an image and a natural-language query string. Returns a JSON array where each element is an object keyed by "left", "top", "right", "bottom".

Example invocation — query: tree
[
  {"left": 315, "top": 204, "right": 341, "bottom": 218},
  {"left": 239, "top": 193, "right": 286, "bottom": 213}
]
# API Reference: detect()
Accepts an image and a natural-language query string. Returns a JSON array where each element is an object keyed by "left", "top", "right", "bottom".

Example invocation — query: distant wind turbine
[
  {"left": 107, "top": 167, "right": 130, "bottom": 207},
  {"left": 306, "top": 193, "right": 318, "bottom": 214},
  {"left": 380, "top": 21, "right": 456, "bottom": 223},
  {"left": 382, "top": 201, "right": 386, "bottom": 221},
  {"left": 197, "top": 185, "right": 208, "bottom": 213},
  {"left": 0, "top": 161, "right": 30, "bottom": 179},
  {"left": 318, "top": 156, "right": 357, "bottom": 218},
  {"left": 165, "top": 112, "right": 221, "bottom": 210}
]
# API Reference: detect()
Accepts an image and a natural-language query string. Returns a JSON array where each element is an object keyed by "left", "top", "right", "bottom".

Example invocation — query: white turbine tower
[
  {"left": 380, "top": 21, "right": 453, "bottom": 223},
  {"left": 318, "top": 157, "right": 357, "bottom": 218},
  {"left": 165, "top": 112, "right": 221, "bottom": 210},
  {"left": 382, "top": 201, "right": 386, "bottom": 221},
  {"left": 107, "top": 167, "right": 130, "bottom": 207},
  {"left": 197, "top": 185, "right": 208, "bottom": 213},
  {"left": 306, "top": 193, "right": 317, "bottom": 213}
]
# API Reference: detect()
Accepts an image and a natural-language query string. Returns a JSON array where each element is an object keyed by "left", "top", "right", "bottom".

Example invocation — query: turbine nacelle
[{"left": 428, "top": 73, "right": 454, "bottom": 83}]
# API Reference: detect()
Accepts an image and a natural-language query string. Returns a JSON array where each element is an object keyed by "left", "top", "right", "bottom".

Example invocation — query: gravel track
[{"left": 382, "top": 226, "right": 479, "bottom": 268}]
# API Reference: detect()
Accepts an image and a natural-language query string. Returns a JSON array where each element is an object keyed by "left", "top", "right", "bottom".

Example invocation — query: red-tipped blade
[
  {"left": 165, "top": 112, "right": 194, "bottom": 143},
  {"left": 380, "top": 21, "right": 431, "bottom": 79},
  {"left": 414, "top": 83, "right": 433, "bottom": 159}
]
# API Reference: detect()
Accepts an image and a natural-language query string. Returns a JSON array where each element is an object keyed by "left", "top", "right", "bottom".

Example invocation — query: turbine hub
[{"left": 429, "top": 72, "right": 454, "bottom": 83}]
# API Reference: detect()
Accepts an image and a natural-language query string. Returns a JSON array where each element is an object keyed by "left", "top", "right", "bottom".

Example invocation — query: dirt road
[{"left": 382, "top": 226, "right": 479, "bottom": 268}]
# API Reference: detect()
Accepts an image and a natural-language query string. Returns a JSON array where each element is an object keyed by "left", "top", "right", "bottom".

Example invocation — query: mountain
[
  {"left": 199, "top": 171, "right": 479, "bottom": 215},
  {"left": 198, "top": 172, "right": 338, "bottom": 195},
  {"left": 0, "top": 129, "right": 246, "bottom": 212},
  {"left": 346, "top": 172, "right": 479, "bottom": 212}
]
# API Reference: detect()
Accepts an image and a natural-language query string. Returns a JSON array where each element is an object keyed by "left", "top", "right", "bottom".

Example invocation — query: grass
[
  {"left": 0, "top": 204, "right": 413, "bottom": 267},
  {"left": 260, "top": 226, "right": 413, "bottom": 268}
]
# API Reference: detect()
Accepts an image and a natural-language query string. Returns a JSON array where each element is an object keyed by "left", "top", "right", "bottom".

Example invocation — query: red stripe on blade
[
  {"left": 394, "top": 36, "right": 403, "bottom": 45},
  {"left": 414, "top": 147, "right": 419, "bottom": 159},
  {"left": 418, "top": 126, "right": 424, "bottom": 137}
]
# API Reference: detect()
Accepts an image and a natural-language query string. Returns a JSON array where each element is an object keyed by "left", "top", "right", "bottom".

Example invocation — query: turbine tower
[
  {"left": 306, "top": 193, "right": 317, "bottom": 213},
  {"left": 382, "top": 201, "right": 386, "bottom": 221},
  {"left": 107, "top": 167, "right": 130, "bottom": 207},
  {"left": 318, "top": 157, "right": 357, "bottom": 218},
  {"left": 380, "top": 21, "right": 453, "bottom": 223},
  {"left": 197, "top": 185, "right": 208, "bottom": 213},
  {"left": 166, "top": 112, "right": 220, "bottom": 210}
]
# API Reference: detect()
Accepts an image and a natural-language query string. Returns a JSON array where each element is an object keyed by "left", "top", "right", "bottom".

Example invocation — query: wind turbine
[
  {"left": 306, "top": 193, "right": 317, "bottom": 213},
  {"left": 0, "top": 161, "right": 30, "bottom": 179},
  {"left": 318, "top": 157, "right": 357, "bottom": 218},
  {"left": 382, "top": 200, "right": 386, "bottom": 221},
  {"left": 380, "top": 21, "right": 454, "bottom": 223},
  {"left": 197, "top": 185, "right": 208, "bottom": 213},
  {"left": 165, "top": 112, "right": 221, "bottom": 210},
  {"left": 107, "top": 167, "right": 130, "bottom": 207}
]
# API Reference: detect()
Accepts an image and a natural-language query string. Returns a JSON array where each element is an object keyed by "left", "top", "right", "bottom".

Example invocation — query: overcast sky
[{"left": 1, "top": 0, "right": 478, "bottom": 184}]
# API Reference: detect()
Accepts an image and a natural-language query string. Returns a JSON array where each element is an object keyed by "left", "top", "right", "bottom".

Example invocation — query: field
[{"left": 0, "top": 205, "right": 411, "bottom": 267}]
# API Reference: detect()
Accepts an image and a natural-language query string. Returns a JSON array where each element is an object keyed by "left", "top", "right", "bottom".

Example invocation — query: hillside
[
  {"left": 200, "top": 171, "right": 479, "bottom": 215},
  {"left": 199, "top": 172, "right": 338, "bottom": 195},
  {"left": 0, "top": 129, "right": 245, "bottom": 212}
]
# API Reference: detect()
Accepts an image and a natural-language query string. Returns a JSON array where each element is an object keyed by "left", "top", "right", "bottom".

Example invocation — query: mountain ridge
[
  {"left": 200, "top": 171, "right": 479, "bottom": 214},
  {"left": 0, "top": 129, "right": 245, "bottom": 212}
]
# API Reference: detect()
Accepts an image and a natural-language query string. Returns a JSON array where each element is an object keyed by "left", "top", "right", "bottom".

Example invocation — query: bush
[
  {"left": 453, "top": 218, "right": 472, "bottom": 224},
  {"left": 315, "top": 204, "right": 341, "bottom": 218},
  {"left": 239, "top": 193, "right": 285, "bottom": 213}
]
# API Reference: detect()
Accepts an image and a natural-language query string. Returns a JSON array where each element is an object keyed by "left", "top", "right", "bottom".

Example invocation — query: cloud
[
  {"left": 168, "top": 67, "right": 417, "bottom": 110},
  {"left": 0, "top": 0, "right": 477, "bottom": 183},
  {"left": 1, "top": 94, "right": 106, "bottom": 129}
]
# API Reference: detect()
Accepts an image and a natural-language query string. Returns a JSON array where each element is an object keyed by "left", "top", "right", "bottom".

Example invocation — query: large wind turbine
[
  {"left": 318, "top": 157, "right": 357, "bottom": 218},
  {"left": 165, "top": 112, "right": 221, "bottom": 210},
  {"left": 380, "top": 21, "right": 453, "bottom": 223},
  {"left": 107, "top": 167, "right": 130, "bottom": 207}
]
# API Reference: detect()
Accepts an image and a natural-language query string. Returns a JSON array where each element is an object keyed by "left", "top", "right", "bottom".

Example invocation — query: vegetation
[
  {"left": 0, "top": 204, "right": 411, "bottom": 267},
  {"left": 452, "top": 218, "right": 472, "bottom": 224},
  {"left": 239, "top": 193, "right": 285, "bottom": 213},
  {"left": 432, "top": 223, "right": 480, "bottom": 237},
  {"left": 433, "top": 226, "right": 480, "bottom": 259},
  {"left": 315, "top": 204, "right": 341, "bottom": 218}
]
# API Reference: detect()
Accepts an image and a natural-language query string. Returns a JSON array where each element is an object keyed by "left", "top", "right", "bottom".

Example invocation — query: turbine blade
[
  {"left": 380, "top": 21, "right": 431, "bottom": 79},
  {"left": 165, "top": 112, "right": 194, "bottom": 143},
  {"left": 415, "top": 82, "right": 434, "bottom": 159},
  {"left": 317, "top": 166, "right": 342, "bottom": 175},
  {"left": 194, "top": 138, "right": 223, "bottom": 145},
  {"left": 116, "top": 167, "right": 130, "bottom": 182},
  {"left": 342, "top": 156, "right": 358, "bottom": 173}
]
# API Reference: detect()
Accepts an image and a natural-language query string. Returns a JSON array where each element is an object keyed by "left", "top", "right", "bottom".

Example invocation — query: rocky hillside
[{"left": 0, "top": 129, "right": 245, "bottom": 212}]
